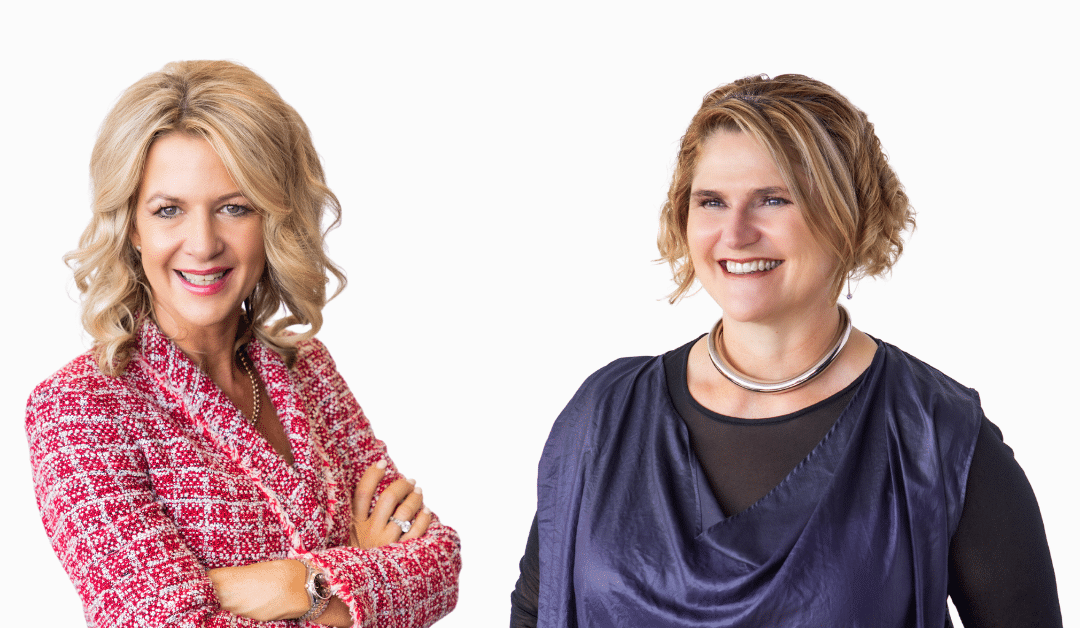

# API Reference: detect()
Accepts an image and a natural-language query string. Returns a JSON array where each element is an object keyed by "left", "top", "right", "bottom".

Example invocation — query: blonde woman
[
  {"left": 511, "top": 74, "right": 1060, "bottom": 627},
  {"left": 26, "top": 60, "right": 460, "bottom": 627}
]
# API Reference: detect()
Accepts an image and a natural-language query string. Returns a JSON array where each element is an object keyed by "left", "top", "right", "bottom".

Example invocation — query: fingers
[
  {"left": 348, "top": 460, "right": 431, "bottom": 548},
  {"left": 400, "top": 506, "right": 432, "bottom": 541},
  {"left": 388, "top": 485, "right": 427, "bottom": 541},
  {"left": 352, "top": 459, "right": 388, "bottom": 524},
  {"left": 369, "top": 477, "right": 416, "bottom": 528},
  {"left": 391, "top": 485, "right": 424, "bottom": 525}
]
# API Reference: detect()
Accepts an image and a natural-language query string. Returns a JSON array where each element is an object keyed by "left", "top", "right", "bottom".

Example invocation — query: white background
[{"left": 2, "top": 1, "right": 1075, "bottom": 625}]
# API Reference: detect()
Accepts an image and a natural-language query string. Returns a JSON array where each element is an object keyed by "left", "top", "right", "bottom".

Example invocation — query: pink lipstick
[{"left": 175, "top": 267, "right": 232, "bottom": 296}]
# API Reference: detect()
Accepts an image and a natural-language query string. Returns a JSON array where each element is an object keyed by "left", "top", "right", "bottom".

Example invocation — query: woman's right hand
[{"left": 348, "top": 459, "right": 432, "bottom": 549}]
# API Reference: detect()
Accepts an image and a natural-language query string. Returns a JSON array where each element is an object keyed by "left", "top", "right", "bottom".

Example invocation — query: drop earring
[{"left": 845, "top": 275, "right": 853, "bottom": 300}]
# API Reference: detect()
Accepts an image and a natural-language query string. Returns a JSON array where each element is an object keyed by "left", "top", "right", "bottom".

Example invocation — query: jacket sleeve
[
  {"left": 25, "top": 365, "right": 283, "bottom": 628},
  {"left": 291, "top": 340, "right": 461, "bottom": 628},
  {"left": 296, "top": 451, "right": 461, "bottom": 628},
  {"left": 300, "top": 516, "right": 460, "bottom": 628}
]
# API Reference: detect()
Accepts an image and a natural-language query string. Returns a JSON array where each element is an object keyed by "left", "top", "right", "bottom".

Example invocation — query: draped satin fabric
[{"left": 537, "top": 341, "right": 982, "bottom": 627}]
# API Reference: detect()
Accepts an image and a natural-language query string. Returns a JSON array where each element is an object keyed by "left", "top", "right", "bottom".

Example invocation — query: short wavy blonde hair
[
  {"left": 658, "top": 74, "right": 914, "bottom": 303},
  {"left": 67, "top": 60, "right": 345, "bottom": 375}
]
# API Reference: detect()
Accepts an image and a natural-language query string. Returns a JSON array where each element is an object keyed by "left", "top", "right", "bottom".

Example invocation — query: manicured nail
[
  {"left": 407, "top": 478, "right": 416, "bottom": 485},
  {"left": 414, "top": 486, "right": 423, "bottom": 495},
  {"left": 422, "top": 507, "right": 432, "bottom": 514},
  {"left": 376, "top": 459, "right": 387, "bottom": 469}
]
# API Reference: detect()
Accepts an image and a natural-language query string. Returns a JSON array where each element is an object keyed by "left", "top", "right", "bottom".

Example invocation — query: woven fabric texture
[{"left": 26, "top": 321, "right": 460, "bottom": 627}]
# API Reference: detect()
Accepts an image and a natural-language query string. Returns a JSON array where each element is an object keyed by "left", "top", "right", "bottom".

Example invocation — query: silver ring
[{"left": 389, "top": 516, "right": 411, "bottom": 533}]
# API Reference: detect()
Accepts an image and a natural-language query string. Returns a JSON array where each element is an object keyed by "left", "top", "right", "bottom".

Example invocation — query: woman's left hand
[
  {"left": 348, "top": 458, "right": 432, "bottom": 548},
  {"left": 207, "top": 559, "right": 308, "bottom": 621}
]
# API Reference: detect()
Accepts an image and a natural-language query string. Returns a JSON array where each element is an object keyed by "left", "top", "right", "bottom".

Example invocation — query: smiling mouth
[
  {"left": 722, "top": 260, "right": 782, "bottom": 275},
  {"left": 176, "top": 269, "right": 229, "bottom": 286}
]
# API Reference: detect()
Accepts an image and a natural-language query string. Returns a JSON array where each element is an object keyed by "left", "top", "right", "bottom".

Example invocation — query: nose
[
  {"left": 184, "top": 210, "right": 225, "bottom": 260},
  {"left": 721, "top": 207, "right": 760, "bottom": 249}
]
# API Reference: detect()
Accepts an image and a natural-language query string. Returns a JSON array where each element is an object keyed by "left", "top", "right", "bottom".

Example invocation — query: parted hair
[
  {"left": 66, "top": 60, "right": 346, "bottom": 375},
  {"left": 657, "top": 74, "right": 914, "bottom": 303}
]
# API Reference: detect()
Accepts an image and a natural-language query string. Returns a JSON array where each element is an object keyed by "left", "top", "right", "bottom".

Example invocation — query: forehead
[
  {"left": 691, "top": 130, "right": 786, "bottom": 191},
  {"left": 140, "top": 133, "right": 239, "bottom": 197}
]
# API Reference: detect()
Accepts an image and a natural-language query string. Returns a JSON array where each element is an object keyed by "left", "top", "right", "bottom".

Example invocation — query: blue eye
[
  {"left": 222, "top": 204, "right": 253, "bottom": 216},
  {"left": 154, "top": 206, "right": 181, "bottom": 218},
  {"left": 763, "top": 197, "right": 790, "bottom": 207}
]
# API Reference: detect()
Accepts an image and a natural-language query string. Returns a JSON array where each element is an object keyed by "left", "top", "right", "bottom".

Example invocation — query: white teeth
[
  {"left": 179, "top": 270, "right": 227, "bottom": 285},
  {"left": 725, "top": 260, "right": 780, "bottom": 275}
]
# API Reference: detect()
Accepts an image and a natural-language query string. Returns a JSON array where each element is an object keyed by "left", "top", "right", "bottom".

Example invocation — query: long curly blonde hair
[
  {"left": 657, "top": 74, "right": 914, "bottom": 303},
  {"left": 66, "top": 60, "right": 346, "bottom": 375}
]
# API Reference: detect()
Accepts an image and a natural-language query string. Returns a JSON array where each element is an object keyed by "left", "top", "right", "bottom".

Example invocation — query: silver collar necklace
[{"left": 707, "top": 304, "right": 852, "bottom": 394}]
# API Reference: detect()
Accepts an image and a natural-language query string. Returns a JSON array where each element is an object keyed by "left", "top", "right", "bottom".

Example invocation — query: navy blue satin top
[{"left": 536, "top": 340, "right": 982, "bottom": 627}]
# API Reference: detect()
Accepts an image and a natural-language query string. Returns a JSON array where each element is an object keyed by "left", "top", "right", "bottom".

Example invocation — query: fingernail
[
  {"left": 422, "top": 507, "right": 431, "bottom": 514},
  {"left": 414, "top": 486, "right": 423, "bottom": 495},
  {"left": 376, "top": 459, "right": 387, "bottom": 469},
  {"left": 407, "top": 478, "right": 416, "bottom": 485}
]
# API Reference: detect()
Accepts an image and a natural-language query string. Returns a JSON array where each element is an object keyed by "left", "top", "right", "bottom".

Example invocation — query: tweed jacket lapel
[{"left": 130, "top": 321, "right": 341, "bottom": 552}]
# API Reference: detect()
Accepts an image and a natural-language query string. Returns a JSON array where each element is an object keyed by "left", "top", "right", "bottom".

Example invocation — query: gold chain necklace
[{"left": 236, "top": 348, "right": 261, "bottom": 425}]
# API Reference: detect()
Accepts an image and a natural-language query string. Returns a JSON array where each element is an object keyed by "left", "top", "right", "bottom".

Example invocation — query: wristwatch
[{"left": 298, "top": 560, "right": 332, "bottom": 622}]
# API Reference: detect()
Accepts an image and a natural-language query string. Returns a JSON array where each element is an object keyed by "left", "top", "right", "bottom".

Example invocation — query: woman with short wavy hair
[
  {"left": 511, "top": 74, "right": 1060, "bottom": 627},
  {"left": 27, "top": 60, "right": 460, "bottom": 627},
  {"left": 658, "top": 74, "right": 912, "bottom": 303}
]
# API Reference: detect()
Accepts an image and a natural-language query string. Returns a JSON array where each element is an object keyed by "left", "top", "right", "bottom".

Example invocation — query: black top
[{"left": 510, "top": 339, "right": 1061, "bottom": 627}]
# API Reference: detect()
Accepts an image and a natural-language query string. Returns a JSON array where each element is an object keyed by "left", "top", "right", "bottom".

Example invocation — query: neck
[
  {"left": 153, "top": 308, "right": 245, "bottom": 386},
  {"left": 720, "top": 302, "right": 842, "bottom": 384}
]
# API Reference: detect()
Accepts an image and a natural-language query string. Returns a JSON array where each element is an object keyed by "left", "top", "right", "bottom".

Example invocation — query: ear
[{"left": 129, "top": 211, "right": 144, "bottom": 253}]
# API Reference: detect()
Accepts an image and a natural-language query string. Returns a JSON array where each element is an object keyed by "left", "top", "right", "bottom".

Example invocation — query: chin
[
  {"left": 155, "top": 300, "right": 243, "bottom": 334},
  {"left": 719, "top": 307, "right": 770, "bottom": 324},
  {"left": 716, "top": 296, "right": 794, "bottom": 324}
]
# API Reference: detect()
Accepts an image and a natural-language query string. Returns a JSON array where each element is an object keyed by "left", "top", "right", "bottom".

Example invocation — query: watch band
[{"left": 298, "top": 560, "right": 332, "bottom": 622}]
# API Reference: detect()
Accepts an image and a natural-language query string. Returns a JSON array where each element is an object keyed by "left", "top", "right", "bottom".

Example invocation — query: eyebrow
[
  {"left": 691, "top": 186, "right": 790, "bottom": 198},
  {"left": 144, "top": 191, "right": 247, "bottom": 205}
]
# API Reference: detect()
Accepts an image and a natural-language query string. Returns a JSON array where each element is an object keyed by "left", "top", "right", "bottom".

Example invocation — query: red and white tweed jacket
[{"left": 26, "top": 321, "right": 460, "bottom": 627}]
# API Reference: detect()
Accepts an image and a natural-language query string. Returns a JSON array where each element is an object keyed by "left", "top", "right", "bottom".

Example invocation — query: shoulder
[
  {"left": 284, "top": 336, "right": 358, "bottom": 410},
  {"left": 564, "top": 354, "right": 663, "bottom": 416},
  {"left": 289, "top": 336, "right": 338, "bottom": 379},
  {"left": 875, "top": 340, "right": 983, "bottom": 411},
  {"left": 293, "top": 335, "right": 331, "bottom": 360},
  {"left": 27, "top": 353, "right": 138, "bottom": 420},
  {"left": 871, "top": 340, "right": 984, "bottom": 486},
  {"left": 545, "top": 354, "right": 664, "bottom": 449},
  {"left": 25, "top": 352, "right": 148, "bottom": 454},
  {"left": 868, "top": 340, "right": 991, "bottom": 535},
  {"left": 578, "top": 354, "right": 661, "bottom": 394}
]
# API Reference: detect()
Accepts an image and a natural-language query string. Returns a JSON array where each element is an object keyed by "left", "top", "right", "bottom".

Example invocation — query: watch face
[{"left": 314, "top": 573, "right": 331, "bottom": 599}]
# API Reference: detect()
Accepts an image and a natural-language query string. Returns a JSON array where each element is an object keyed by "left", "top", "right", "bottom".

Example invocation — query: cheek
[
  {"left": 791, "top": 232, "right": 840, "bottom": 284},
  {"left": 133, "top": 219, "right": 174, "bottom": 254},
  {"left": 238, "top": 224, "right": 267, "bottom": 269},
  {"left": 134, "top": 230, "right": 170, "bottom": 267},
  {"left": 685, "top": 213, "right": 716, "bottom": 264}
]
